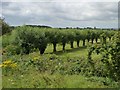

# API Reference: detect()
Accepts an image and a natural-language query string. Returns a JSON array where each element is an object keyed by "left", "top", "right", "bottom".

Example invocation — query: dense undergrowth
[{"left": 2, "top": 53, "right": 119, "bottom": 88}]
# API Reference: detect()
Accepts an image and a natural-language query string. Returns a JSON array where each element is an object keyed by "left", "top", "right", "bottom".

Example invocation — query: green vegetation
[
  {"left": 3, "top": 26, "right": 116, "bottom": 55},
  {"left": 1, "top": 25, "right": 120, "bottom": 88},
  {"left": 0, "top": 18, "right": 11, "bottom": 35},
  {"left": 88, "top": 31, "right": 120, "bottom": 81}
]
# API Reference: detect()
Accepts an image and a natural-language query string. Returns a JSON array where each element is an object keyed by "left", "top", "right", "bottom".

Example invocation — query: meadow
[{"left": 1, "top": 26, "right": 120, "bottom": 88}]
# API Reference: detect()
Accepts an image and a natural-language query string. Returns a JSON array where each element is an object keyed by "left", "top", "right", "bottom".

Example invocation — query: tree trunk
[
  {"left": 70, "top": 41, "right": 74, "bottom": 48},
  {"left": 39, "top": 48, "right": 45, "bottom": 55},
  {"left": 87, "top": 39, "right": 90, "bottom": 42},
  {"left": 91, "top": 39, "right": 94, "bottom": 44},
  {"left": 25, "top": 48, "right": 30, "bottom": 54},
  {"left": 53, "top": 43, "right": 57, "bottom": 52},
  {"left": 95, "top": 38, "right": 98, "bottom": 43},
  {"left": 83, "top": 40, "right": 85, "bottom": 46},
  {"left": 109, "top": 37, "right": 111, "bottom": 41},
  {"left": 77, "top": 40, "right": 80, "bottom": 47},
  {"left": 22, "top": 43, "right": 30, "bottom": 54},
  {"left": 62, "top": 43, "right": 66, "bottom": 51}
]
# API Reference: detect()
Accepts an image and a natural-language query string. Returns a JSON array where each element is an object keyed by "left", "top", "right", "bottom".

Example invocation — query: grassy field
[
  {"left": 3, "top": 73, "right": 116, "bottom": 88},
  {"left": 2, "top": 40, "right": 119, "bottom": 88}
]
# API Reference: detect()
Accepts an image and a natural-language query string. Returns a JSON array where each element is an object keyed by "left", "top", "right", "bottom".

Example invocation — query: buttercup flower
[
  {"left": 0, "top": 64, "right": 3, "bottom": 68},
  {"left": 3, "top": 60, "right": 12, "bottom": 65},
  {"left": 1, "top": 60, "right": 17, "bottom": 68},
  {"left": 10, "top": 63, "right": 17, "bottom": 68}
]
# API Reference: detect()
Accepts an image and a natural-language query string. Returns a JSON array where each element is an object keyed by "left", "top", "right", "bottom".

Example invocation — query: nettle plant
[{"left": 88, "top": 31, "right": 120, "bottom": 81}]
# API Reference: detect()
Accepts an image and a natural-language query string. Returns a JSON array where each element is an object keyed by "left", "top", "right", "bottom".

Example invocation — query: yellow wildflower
[
  {"left": 1, "top": 60, "right": 17, "bottom": 68},
  {"left": 2, "top": 64, "right": 7, "bottom": 68},
  {"left": 0, "top": 64, "right": 3, "bottom": 68},
  {"left": 3, "top": 60, "right": 12, "bottom": 65},
  {"left": 10, "top": 63, "right": 17, "bottom": 68},
  {"left": 33, "top": 57, "right": 39, "bottom": 61}
]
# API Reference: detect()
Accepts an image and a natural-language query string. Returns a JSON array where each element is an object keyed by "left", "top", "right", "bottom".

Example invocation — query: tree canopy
[{"left": 0, "top": 18, "right": 11, "bottom": 35}]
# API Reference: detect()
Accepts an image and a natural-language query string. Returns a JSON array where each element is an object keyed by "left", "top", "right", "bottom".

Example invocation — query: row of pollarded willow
[{"left": 14, "top": 26, "right": 116, "bottom": 54}]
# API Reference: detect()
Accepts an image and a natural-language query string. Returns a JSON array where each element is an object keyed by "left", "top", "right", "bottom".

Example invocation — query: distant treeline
[
  {"left": 10, "top": 25, "right": 117, "bottom": 30},
  {"left": 10, "top": 25, "right": 52, "bottom": 29}
]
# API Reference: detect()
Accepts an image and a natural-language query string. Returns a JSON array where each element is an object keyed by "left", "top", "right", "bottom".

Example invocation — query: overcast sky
[{"left": 1, "top": 0, "right": 119, "bottom": 28}]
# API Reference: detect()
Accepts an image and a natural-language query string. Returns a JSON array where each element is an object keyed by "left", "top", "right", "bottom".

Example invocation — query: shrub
[
  {"left": 0, "top": 18, "right": 11, "bottom": 35},
  {"left": 87, "top": 31, "right": 120, "bottom": 81},
  {"left": 3, "top": 45, "right": 21, "bottom": 55}
]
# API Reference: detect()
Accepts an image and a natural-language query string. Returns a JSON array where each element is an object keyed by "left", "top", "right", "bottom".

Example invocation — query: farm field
[{"left": 1, "top": 27, "right": 120, "bottom": 88}]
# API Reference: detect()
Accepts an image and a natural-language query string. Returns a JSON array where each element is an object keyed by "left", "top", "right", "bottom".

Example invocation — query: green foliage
[
  {"left": 59, "top": 30, "right": 69, "bottom": 51},
  {"left": 0, "top": 18, "right": 11, "bottom": 35},
  {"left": 86, "top": 31, "right": 91, "bottom": 42},
  {"left": 87, "top": 31, "right": 120, "bottom": 81},
  {"left": 2, "top": 26, "right": 116, "bottom": 55},
  {"left": 45, "top": 29, "right": 61, "bottom": 52},
  {"left": 15, "top": 26, "right": 35, "bottom": 54},
  {"left": 14, "top": 26, "right": 48, "bottom": 54},
  {"left": 2, "top": 34, "right": 10, "bottom": 47},
  {"left": 2, "top": 26, "right": 119, "bottom": 88},
  {"left": 4, "top": 45, "right": 21, "bottom": 55},
  {"left": 2, "top": 53, "right": 119, "bottom": 88},
  {"left": 74, "top": 30, "right": 81, "bottom": 47},
  {"left": 32, "top": 28, "right": 48, "bottom": 54},
  {"left": 67, "top": 30, "right": 76, "bottom": 48},
  {"left": 94, "top": 30, "right": 101, "bottom": 43},
  {"left": 81, "top": 30, "right": 87, "bottom": 46}
]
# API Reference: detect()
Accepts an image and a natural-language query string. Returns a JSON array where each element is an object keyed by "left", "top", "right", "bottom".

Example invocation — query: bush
[
  {"left": 0, "top": 18, "right": 11, "bottom": 35},
  {"left": 87, "top": 31, "right": 120, "bottom": 81},
  {"left": 3, "top": 45, "right": 21, "bottom": 55}
]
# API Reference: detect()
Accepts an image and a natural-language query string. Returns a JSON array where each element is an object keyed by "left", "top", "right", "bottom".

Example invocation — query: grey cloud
[{"left": 2, "top": 2, "right": 118, "bottom": 28}]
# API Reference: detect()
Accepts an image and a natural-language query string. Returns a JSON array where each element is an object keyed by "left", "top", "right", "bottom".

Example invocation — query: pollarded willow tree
[
  {"left": 15, "top": 26, "right": 35, "bottom": 54},
  {"left": 94, "top": 30, "right": 101, "bottom": 43},
  {"left": 81, "top": 30, "right": 87, "bottom": 46},
  {"left": 90, "top": 31, "right": 96, "bottom": 44},
  {"left": 15, "top": 26, "right": 48, "bottom": 54},
  {"left": 67, "top": 30, "right": 76, "bottom": 48},
  {"left": 60, "top": 30, "right": 69, "bottom": 51},
  {"left": 45, "top": 29, "right": 61, "bottom": 52},
  {"left": 33, "top": 28, "right": 48, "bottom": 54},
  {"left": 86, "top": 30, "right": 91, "bottom": 43},
  {"left": 100, "top": 31, "right": 108, "bottom": 45},
  {"left": 74, "top": 30, "right": 81, "bottom": 47}
]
